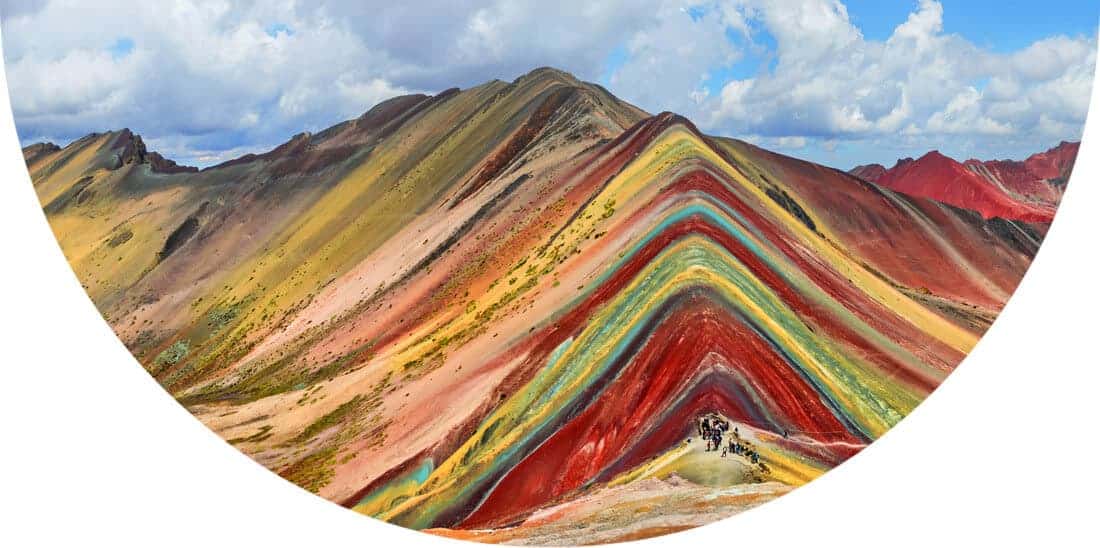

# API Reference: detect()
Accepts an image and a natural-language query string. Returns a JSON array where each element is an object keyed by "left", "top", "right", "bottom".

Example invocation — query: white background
[{"left": 1, "top": 44, "right": 1097, "bottom": 548}]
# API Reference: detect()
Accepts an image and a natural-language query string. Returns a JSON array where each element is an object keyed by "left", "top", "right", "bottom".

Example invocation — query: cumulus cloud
[
  {"left": 0, "top": 0, "right": 1095, "bottom": 166},
  {"left": 607, "top": 2, "right": 740, "bottom": 116},
  {"left": 1, "top": 1, "right": 421, "bottom": 163},
  {"left": 311, "top": 1, "right": 666, "bottom": 90},
  {"left": 698, "top": 0, "right": 1096, "bottom": 160}
]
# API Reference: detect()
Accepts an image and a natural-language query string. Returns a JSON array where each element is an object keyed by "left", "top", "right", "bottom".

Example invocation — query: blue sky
[
  {"left": 1, "top": 0, "right": 1096, "bottom": 169},
  {"left": 108, "top": 37, "right": 134, "bottom": 60},
  {"left": 847, "top": 0, "right": 1098, "bottom": 49}
]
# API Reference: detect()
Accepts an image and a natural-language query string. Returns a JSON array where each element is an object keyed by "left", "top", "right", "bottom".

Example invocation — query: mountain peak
[
  {"left": 22, "top": 141, "right": 61, "bottom": 165},
  {"left": 907, "top": 150, "right": 969, "bottom": 176},
  {"left": 640, "top": 111, "right": 704, "bottom": 136},
  {"left": 849, "top": 163, "right": 887, "bottom": 182},
  {"left": 108, "top": 128, "right": 198, "bottom": 174},
  {"left": 917, "top": 150, "right": 955, "bottom": 164},
  {"left": 516, "top": 66, "right": 580, "bottom": 85}
]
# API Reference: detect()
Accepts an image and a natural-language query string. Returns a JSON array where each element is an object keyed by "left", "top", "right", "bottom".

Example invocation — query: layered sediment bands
[
  {"left": 25, "top": 68, "right": 1053, "bottom": 544},
  {"left": 349, "top": 118, "right": 982, "bottom": 530},
  {"left": 458, "top": 287, "right": 868, "bottom": 529}
]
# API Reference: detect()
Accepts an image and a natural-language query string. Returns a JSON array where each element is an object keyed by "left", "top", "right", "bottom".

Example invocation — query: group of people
[
  {"left": 727, "top": 439, "right": 761, "bottom": 464},
  {"left": 697, "top": 414, "right": 762, "bottom": 465},
  {"left": 698, "top": 414, "right": 729, "bottom": 451}
]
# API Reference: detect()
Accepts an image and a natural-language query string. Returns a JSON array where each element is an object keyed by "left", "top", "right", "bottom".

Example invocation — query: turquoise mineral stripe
[{"left": 582, "top": 195, "right": 932, "bottom": 377}]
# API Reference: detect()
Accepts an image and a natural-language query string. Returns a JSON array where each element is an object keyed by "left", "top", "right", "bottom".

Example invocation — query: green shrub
[{"left": 154, "top": 340, "right": 191, "bottom": 366}]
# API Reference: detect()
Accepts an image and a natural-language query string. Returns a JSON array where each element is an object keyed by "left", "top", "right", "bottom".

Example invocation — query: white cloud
[
  {"left": 0, "top": 0, "right": 1094, "bottom": 167},
  {"left": 608, "top": 1, "right": 740, "bottom": 116},
  {"left": 0, "top": 0, "right": 47, "bottom": 19},
  {"left": 926, "top": 87, "right": 1013, "bottom": 136},
  {"left": 2, "top": 0, "right": 415, "bottom": 162},
  {"left": 703, "top": 0, "right": 1096, "bottom": 151}
]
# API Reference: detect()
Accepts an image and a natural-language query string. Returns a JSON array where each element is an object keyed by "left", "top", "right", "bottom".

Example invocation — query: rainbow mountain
[{"left": 23, "top": 67, "right": 1058, "bottom": 545}]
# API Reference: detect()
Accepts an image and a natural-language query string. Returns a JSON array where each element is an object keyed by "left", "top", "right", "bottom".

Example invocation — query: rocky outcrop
[
  {"left": 110, "top": 129, "right": 198, "bottom": 174},
  {"left": 21, "top": 142, "right": 61, "bottom": 165}
]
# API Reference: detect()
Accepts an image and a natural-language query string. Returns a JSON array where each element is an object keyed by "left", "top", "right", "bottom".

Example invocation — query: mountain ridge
[
  {"left": 850, "top": 142, "right": 1078, "bottom": 222},
  {"left": 23, "top": 67, "right": 642, "bottom": 175},
  {"left": 28, "top": 98, "right": 1076, "bottom": 226}
]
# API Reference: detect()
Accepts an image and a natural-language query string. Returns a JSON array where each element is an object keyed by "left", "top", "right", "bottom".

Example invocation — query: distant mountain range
[
  {"left": 850, "top": 142, "right": 1078, "bottom": 223},
  {"left": 22, "top": 67, "right": 1070, "bottom": 545}
]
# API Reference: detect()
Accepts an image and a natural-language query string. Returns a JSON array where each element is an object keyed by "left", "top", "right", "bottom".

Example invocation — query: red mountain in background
[{"left": 850, "top": 142, "right": 1079, "bottom": 223}]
